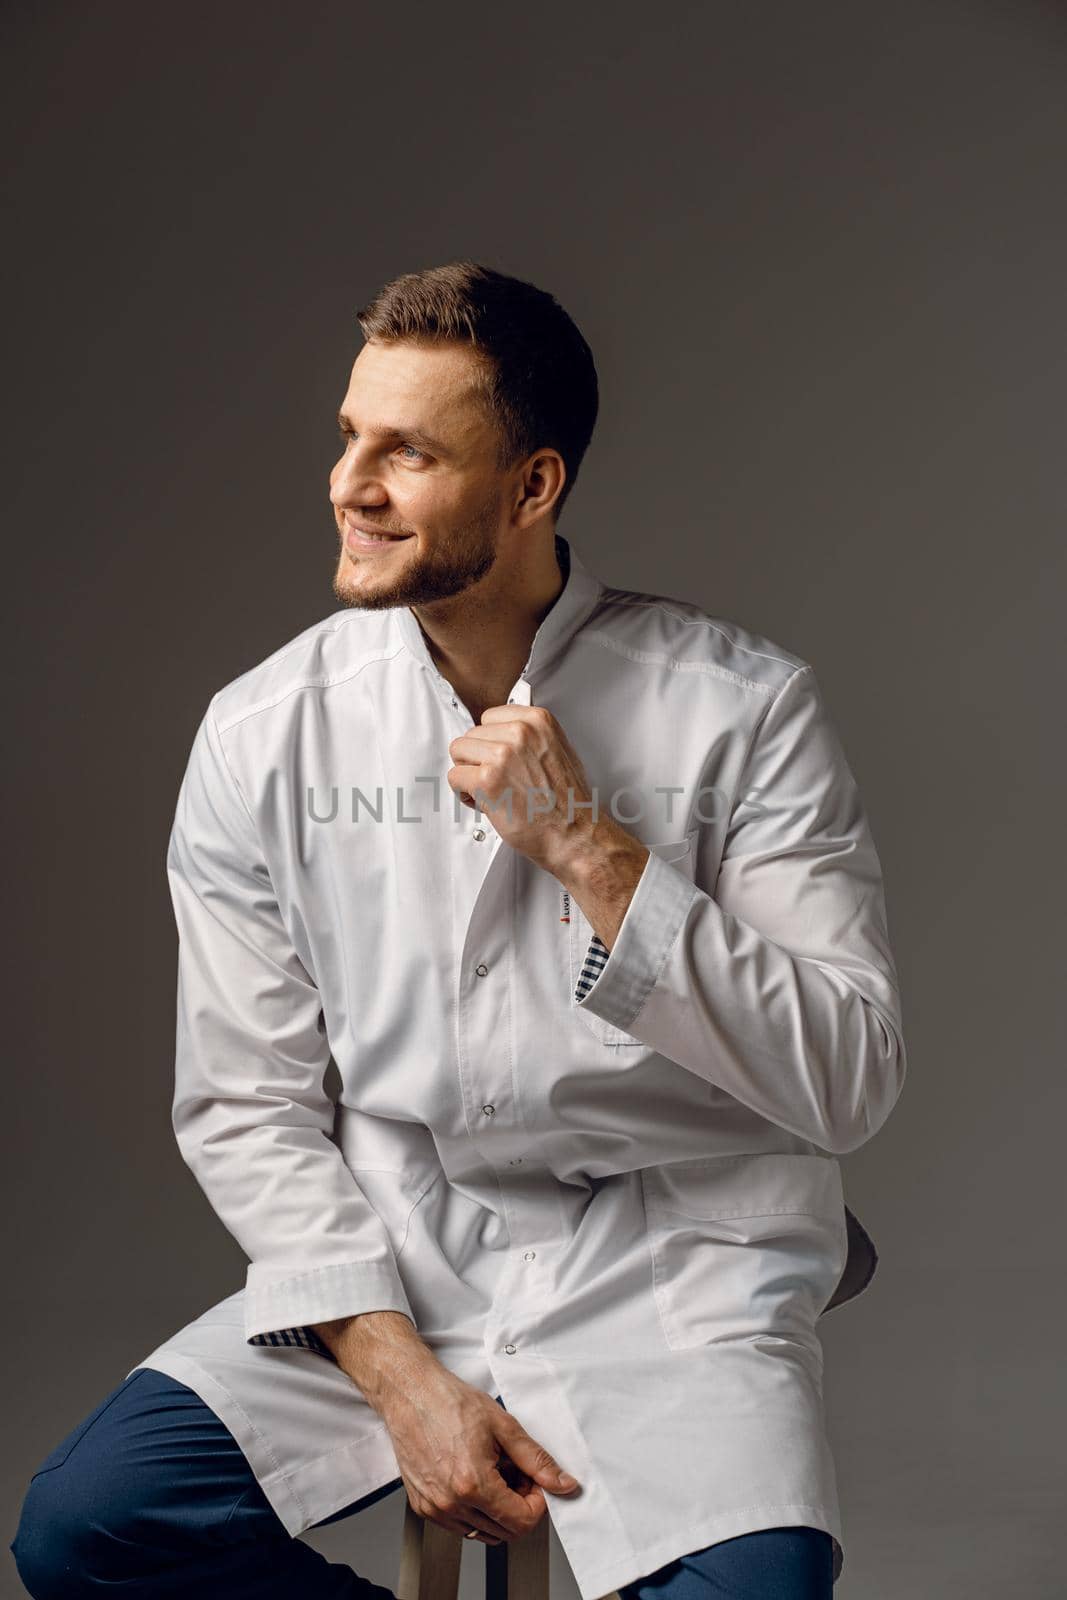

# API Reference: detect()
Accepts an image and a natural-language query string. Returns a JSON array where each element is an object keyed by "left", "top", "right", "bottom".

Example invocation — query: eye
[{"left": 335, "top": 430, "right": 425, "bottom": 463}]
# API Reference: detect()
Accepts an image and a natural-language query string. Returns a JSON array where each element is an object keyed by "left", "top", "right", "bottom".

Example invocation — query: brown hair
[{"left": 355, "top": 261, "right": 599, "bottom": 519}]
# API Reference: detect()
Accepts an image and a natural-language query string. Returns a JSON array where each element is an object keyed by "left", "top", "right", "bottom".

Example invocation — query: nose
[{"left": 330, "top": 442, "right": 388, "bottom": 510}]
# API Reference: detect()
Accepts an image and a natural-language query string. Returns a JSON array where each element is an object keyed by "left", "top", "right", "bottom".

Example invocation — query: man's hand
[
  {"left": 378, "top": 1358, "right": 581, "bottom": 1544},
  {"left": 446, "top": 704, "right": 600, "bottom": 877},
  {"left": 310, "top": 1310, "right": 581, "bottom": 1544},
  {"left": 447, "top": 704, "right": 652, "bottom": 946}
]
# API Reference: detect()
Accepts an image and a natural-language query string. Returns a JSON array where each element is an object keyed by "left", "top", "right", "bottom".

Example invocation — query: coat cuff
[
  {"left": 248, "top": 1325, "right": 333, "bottom": 1354},
  {"left": 243, "top": 1258, "right": 417, "bottom": 1345},
  {"left": 573, "top": 848, "right": 699, "bottom": 1033}
]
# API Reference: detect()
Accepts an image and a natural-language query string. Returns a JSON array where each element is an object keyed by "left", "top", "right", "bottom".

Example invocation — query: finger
[
  {"left": 479, "top": 704, "right": 538, "bottom": 725},
  {"left": 457, "top": 1468, "right": 524, "bottom": 1543},
  {"left": 422, "top": 1501, "right": 511, "bottom": 1544},
  {"left": 457, "top": 1503, "right": 513, "bottom": 1542},
  {"left": 447, "top": 762, "right": 485, "bottom": 789},
  {"left": 493, "top": 1418, "right": 581, "bottom": 1495},
  {"left": 410, "top": 1478, "right": 534, "bottom": 1544},
  {"left": 423, "top": 1508, "right": 499, "bottom": 1542},
  {"left": 498, "top": 1455, "right": 533, "bottom": 1493},
  {"left": 447, "top": 769, "right": 514, "bottom": 825},
  {"left": 463, "top": 1490, "right": 545, "bottom": 1543},
  {"left": 496, "top": 1477, "right": 547, "bottom": 1520},
  {"left": 461, "top": 1472, "right": 547, "bottom": 1539},
  {"left": 448, "top": 728, "right": 509, "bottom": 758}
]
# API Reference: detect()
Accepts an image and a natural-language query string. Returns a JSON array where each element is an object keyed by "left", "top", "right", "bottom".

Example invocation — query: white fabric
[{"left": 128, "top": 533, "right": 906, "bottom": 1597}]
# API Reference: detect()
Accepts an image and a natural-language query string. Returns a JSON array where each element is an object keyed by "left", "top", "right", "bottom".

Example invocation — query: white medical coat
[{"left": 129, "top": 533, "right": 906, "bottom": 1598}]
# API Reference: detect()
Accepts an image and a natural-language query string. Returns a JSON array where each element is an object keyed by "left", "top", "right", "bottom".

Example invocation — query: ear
[{"left": 512, "top": 448, "right": 566, "bottom": 528}]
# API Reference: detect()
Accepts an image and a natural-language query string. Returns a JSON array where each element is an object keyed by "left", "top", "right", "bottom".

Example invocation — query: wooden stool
[{"left": 397, "top": 1494, "right": 550, "bottom": 1600}]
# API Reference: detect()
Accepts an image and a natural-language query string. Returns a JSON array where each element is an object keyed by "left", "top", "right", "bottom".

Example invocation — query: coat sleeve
[
  {"left": 574, "top": 664, "right": 907, "bottom": 1154},
  {"left": 167, "top": 698, "right": 417, "bottom": 1346}
]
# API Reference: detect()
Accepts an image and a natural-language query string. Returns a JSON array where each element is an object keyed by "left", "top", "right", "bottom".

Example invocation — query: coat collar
[{"left": 394, "top": 531, "right": 605, "bottom": 687}]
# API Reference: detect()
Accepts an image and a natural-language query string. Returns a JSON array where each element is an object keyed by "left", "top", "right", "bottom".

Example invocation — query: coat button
[
  {"left": 523, "top": 1250, "right": 536, "bottom": 1262},
  {"left": 475, "top": 963, "right": 489, "bottom": 977},
  {"left": 503, "top": 1343, "right": 517, "bottom": 1354},
  {"left": 472, "top": 829, "right": 486, "bottom": 842},
  {"left": 482, "top": 1103, "right": 496, "bottom": 1117}
]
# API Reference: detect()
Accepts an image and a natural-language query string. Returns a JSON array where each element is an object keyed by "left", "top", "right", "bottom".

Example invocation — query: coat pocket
[
  {"left": 569, "top": 830, "right": 698, "bottom": 1046},
  {"left": 640, "top": 1152, "right": 849, "bottom": 1352}
]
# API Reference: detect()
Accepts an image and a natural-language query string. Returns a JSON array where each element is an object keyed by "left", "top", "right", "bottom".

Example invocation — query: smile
[{"left": 345, "top": 526, "right": 413, "bottom": 552}]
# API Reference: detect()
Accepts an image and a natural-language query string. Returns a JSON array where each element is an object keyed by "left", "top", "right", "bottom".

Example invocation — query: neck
[{"left": 413, "top": 531, "right": 565, "bottom": 719}]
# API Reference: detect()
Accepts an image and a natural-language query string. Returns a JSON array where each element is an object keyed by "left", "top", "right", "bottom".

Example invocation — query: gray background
[{"left": 3, "top": 2, "right": 1064, "bottom": 1596}]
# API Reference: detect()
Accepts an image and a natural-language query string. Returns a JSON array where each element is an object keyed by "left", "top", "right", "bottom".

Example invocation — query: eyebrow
[{"left": 336, "top": 410, "right": 451, "bottom": 457}]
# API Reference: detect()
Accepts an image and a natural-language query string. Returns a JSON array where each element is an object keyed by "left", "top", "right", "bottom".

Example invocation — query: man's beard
[{"left": 331, "top": 496, "right": 500, "bottom": 612}]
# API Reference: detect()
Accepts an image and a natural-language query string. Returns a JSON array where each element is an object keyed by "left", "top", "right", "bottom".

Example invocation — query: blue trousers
[{"left": 11, "top": 1367, "right": 834, "bottom": 1599}]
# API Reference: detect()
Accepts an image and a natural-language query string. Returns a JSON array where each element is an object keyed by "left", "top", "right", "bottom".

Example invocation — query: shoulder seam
[
  {"left": 597, "top": 592, "right": 806, "bottom": 674},
  {"left": 215, "top": 641, "right": 407, "bottom": 736},
  {"left": 750, "top": 661, "right": 814, "bottom": 740},
  {"left": 584, "top": 627, "right": 780, "bottom": 697},
  {"left": 769, "top": 661, "right": 815, "bottom": 712}
]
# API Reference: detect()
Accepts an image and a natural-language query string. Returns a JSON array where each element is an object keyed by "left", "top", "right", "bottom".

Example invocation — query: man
[{"left": 12, "top": 262, "right": 906, "bottom": 1600}]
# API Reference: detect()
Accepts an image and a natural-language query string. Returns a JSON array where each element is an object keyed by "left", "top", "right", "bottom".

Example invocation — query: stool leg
[
  {"left": 484, "top": 1511, "right": 550, "bottom": 1600},
  {"left": 397, "top": 1495, "right": 464, "bottom": 1600}
]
